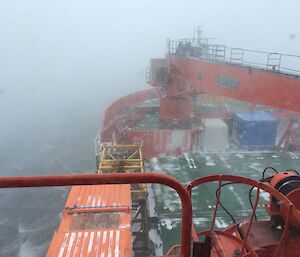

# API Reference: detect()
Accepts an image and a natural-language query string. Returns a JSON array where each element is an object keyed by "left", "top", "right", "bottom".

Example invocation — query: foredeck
[{"left": 146, "top": 151, "right": 300, "bottom": 253}]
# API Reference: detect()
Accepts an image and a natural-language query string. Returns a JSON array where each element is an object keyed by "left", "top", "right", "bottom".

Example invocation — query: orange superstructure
[{"left": 46, "top": 184, "right": 132, "bottom": 257}]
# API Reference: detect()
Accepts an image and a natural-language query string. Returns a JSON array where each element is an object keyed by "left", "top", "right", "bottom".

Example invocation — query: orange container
[{"left": 46, "top": 184, "right": 132, "bottom": 257}]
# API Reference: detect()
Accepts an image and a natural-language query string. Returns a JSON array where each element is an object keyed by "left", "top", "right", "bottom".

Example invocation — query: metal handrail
[
  {"left": 166, "top": 39, "right": 300, "bottom": 76},
  {"left": 2, "top": 172, "right": 299, "bottom": 257},
  {"left": 0, "top": 172, "right": 192, "bottom": 257},
  {"left": 186, "top": 174, "right": 300, "bottom": 257}
]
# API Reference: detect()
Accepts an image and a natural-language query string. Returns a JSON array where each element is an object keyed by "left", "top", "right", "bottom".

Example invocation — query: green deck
[
  {"left": 145, "top": 151, "right": 300, "bottom": 253},
  {"left": 129, "top": 95, "right": 290, "bottom": 131}
]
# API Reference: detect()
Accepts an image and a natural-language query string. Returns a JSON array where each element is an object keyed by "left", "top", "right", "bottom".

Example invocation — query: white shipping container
[{"left": 200, "top": 119, "right": 228, "bottom": 152}]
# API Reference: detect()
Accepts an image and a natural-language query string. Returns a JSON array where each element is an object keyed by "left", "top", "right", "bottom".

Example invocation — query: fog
[{"left": 0, "top": 0, "right": 299, "bottom": 256}]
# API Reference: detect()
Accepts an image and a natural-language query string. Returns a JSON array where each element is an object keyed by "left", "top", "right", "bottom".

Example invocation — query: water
[{"left": 0, "top": 92, "right": 103, "bottom": 256}]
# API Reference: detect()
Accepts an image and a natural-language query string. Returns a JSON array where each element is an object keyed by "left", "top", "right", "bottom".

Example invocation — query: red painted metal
[
  {"left": 186, "top": 174, "right": 300, "bottom": 257},
  {"left": 210, "top": 179, "right": 222, "bottom": 231},
  {"left": 192, "top": 229, "right": 257, "bottom": 256},
  {"left": 237, "top": 221, "right": 278, "bottom": 257},
  {"left": 98, "top": 88, "right": 160, "bottom": 144},
  {"left": 168, "top": 55, "right": 300, "bottom": 113},
  {"left": 98, "top": 47, "right": 300, "bottom": 158},
  {"left": 240, "top": 187, "right": 260, "bottom": 256},
  {"left": 269, "top": 172, "right": 300, "bottom": 227},
  {"left": 191, "top": 225, "right": 199, "bottom": 242},
  {"left": 269, "top": 172, "right": 295, "bottom": 188},
  {"left": 126, "top": 129, "right": 198, "bottom": 158},
  {"left": 160, "top": 95, "right": 192, "bottom": 121},
  {"left": 187, "top": 174, "right": 300, "bottom": 218},
  {"left": 188, "top": 174, "right": 300, "bottom": 223},
  {"left": 102, "top": 89, "right": 159, "bottom": 128},
  {"left": 273, "top": 204, "right": 292, "bottom": 257},
  {"left": 0, "top": 172, "right": 192, "bottom": 257},
  {"left": 157, "top": 61, "right": 195, "bottom": 121},
  {"left": 209, "top": 231, "right": 259, "bottom": 257}
]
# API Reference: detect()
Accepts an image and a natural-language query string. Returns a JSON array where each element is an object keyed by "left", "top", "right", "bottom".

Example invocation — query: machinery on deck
[{"left": 189, "top": 171, "right": 300, "bottom": 257}]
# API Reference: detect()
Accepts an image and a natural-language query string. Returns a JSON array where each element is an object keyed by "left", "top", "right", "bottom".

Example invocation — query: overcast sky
[
  {"left": 0, "top": 0, "right": 299, "bottom": 161},
  {"left": 0, "top": 0, "right": 299, "bottom": 99}
]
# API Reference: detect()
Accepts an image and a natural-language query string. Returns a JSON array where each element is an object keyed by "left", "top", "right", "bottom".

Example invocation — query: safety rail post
[
  {"left": 210, "top": 178, "right": 222, "bottom": 231},
  {"left": 240, "top": 186, "right": 260, "bottom": 256},
  {"left": 215, "top": 45, "right": 226, "bottom": 59},
  {"left": 209, "top": 45, "right": 216, "bottom": 59},
  {"left": 207, "top": 44, "right": 226, "bottom": 60},
  {"left": 230, "top": 48, "right": 244, "bottom": 64},
  {"left": 267, "top": 53, "right": 282, "bottom": 71},
  {"left": 168, "top": 37, "right": 300, "bottom": 76},
  {"left": 168, "top": 40, "right": 176, "bottom": 55},
  {"left": 0, "top": 172, "right": 192, "bottom": 257}
]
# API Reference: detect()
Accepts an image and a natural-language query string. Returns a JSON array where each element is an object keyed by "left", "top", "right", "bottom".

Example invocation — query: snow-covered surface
[{"left": 147, "top": 151, "right": 300, "bottom": 253}]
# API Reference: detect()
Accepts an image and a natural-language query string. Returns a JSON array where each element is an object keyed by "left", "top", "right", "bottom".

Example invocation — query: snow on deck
[{"left": 146, "top": 151, "right": 300, "bottom": 253}]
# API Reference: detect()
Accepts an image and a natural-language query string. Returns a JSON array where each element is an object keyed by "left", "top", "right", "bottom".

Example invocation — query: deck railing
[
  {"left": 1, "top": 172, "right": 300, "bottom": 256},
  {"left": 166, "top": 39, "right": 300, "bottom": 76},
  {"left": 0, "top": 172, "right": 192, "bottom": 257}
]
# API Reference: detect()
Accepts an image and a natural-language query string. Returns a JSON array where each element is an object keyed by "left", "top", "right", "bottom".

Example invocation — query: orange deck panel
[
  {"left": 47, "top": 229, "right": 131, "bottom": 257},
  {"left": 46, "top": 184, "right": 132, "bottom": 257}
]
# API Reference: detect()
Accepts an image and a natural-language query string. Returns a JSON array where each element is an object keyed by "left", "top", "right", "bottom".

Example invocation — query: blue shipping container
[{"left": 233, "top": 112, "right": 278, "bottom": 148}]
